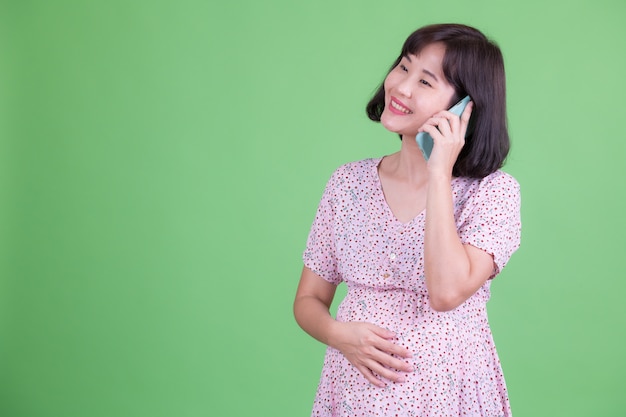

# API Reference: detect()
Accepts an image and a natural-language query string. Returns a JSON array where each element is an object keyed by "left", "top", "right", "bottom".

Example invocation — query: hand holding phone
[{"left": 416, "top": 95, "right": 471, "bottom": 160}]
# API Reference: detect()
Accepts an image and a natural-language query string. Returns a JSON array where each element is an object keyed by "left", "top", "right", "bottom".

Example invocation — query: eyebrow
[
  {"left": 422, "top": 69, "right": 439, "bottom": 83},
  {"left": 403, "top": 55, "right": 440, "bottom": 82}
]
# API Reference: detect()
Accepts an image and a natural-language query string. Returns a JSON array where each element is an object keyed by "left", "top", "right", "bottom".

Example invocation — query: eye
[
  {"left": 419, "top": 79, "right": 432, "bottom": 87},
  {"left": 399, "top": 64, "right": 408, "bottom": 72}
]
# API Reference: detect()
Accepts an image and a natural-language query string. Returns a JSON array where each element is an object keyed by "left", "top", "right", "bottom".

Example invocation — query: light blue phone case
[{"left": 416, "top": 95, "right": 471, "bottom": 160}]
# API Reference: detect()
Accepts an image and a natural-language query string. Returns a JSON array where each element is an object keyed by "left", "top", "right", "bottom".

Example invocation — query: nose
[{"left": 396, "top": 76, "right": 413, "bottom": 98}]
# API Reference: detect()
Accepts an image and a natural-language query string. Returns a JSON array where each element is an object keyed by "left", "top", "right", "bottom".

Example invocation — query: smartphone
[{"left": 415, "top": 95, "right": 471, "bottom": 160}]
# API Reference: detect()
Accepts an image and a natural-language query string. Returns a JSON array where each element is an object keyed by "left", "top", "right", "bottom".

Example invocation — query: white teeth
[{"left": 391, "top": 101, "right": 411, "bottom": 114}]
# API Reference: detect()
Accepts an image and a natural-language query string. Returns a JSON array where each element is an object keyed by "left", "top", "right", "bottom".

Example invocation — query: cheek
[
  {"left": 382, "top": 72, "right": 398, "bottom": 95},
  {"left": 382, "top": 78, "right": 391, "bottom": 99},
  {"left": 441, "top": 89, "right": 459, "bottom": 109}
]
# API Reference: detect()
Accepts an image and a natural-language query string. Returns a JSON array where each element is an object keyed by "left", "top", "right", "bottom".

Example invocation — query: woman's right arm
[
  {"left": 293, "top": 266, "right": 339, "bottom": 346},
  {"left": 294, "top": 266, "right": 414, "bottom": 387}
]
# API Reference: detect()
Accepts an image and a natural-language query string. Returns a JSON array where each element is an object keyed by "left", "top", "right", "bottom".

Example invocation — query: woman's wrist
[
  {"left": 326, "top": 320, "right": 345, "bottom": 349},
  {"left": 427, "top": 170, "right": 453, "bottom": 187}
]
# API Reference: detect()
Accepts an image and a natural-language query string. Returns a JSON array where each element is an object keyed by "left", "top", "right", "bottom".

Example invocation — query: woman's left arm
[
  {"left": 424, "top": 174, "right": 495, "bottom": 311},
  {"left": 420, "top": 102, "right": 495, "bottom": 311}
]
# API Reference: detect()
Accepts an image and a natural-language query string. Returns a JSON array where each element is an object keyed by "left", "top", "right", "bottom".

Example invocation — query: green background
[{"left": 1, "top": 0, "right": 625, "bottom": 416}]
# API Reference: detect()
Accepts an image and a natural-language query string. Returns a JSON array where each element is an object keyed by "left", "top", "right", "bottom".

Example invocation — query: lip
[{"left": 388, "top": 97, "right": 413, "bottom": 115}]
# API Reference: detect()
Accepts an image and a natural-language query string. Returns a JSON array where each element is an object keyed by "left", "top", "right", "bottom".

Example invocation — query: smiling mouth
[{"left": 390, "top": 100, "right": 413, "bottom": 114}]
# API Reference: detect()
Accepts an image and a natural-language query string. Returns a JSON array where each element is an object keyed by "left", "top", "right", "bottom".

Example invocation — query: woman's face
[{"left": 380, "top": 42, "right": 457, "bottom": 138}]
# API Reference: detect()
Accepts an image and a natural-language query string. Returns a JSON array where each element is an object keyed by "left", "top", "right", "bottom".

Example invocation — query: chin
[
  {"left": 380, "top": 114, "right": 417, "bottom": 137},
  {"left": 380, "top": 116, "right": 399, "bottom": 134},
  {"left": 381, "top": 121, "right": 410, "bottom": 137}
]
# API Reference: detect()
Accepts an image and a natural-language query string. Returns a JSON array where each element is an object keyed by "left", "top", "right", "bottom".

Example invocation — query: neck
[{"left": 385, "top": 135, "right": 428, "bottom": 184}]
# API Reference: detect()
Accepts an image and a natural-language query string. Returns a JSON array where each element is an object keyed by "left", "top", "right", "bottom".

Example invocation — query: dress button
[{"left": 389, "top": 253, "right": 397, "bottom": 260}]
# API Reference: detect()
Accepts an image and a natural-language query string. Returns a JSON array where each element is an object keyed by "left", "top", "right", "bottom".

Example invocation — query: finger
[
  {"left": 422, "top": 115, "right": 455, "bottom": 135},
  {"left": 434, "top": 117, "right": 453, "bottom": 136},
  {"left": 356, "top": 364, "right": 387, "bottom": 387},
  {"left": 445, "top": 112, "right": 461, "bottom": 133},
  {"left": 440, "top": 110, "right": 468, "bottom": 132},
  {"left": 369, "top": 325, "right": 396, "bottom": 340},
  {"left": 431, "top": 112, "right": 468, "bottom": 144},
  {"left": 366, "top": 328, "right": 414, "bottom": 367},
  {"left": 420, "top": 123, "right": 443, "bottom": 139},
  {"left": 371, "top": 347, "right": 414, "bottom": 373},
  {"left": 460, "top": 100, "right": 473, "bottom": 126},
  {"left": 377, "top": 338, "right": 413, "bottom": 358},
  {"left": 365, "top": 359, "right": 406, "bottom": 384},
  {"left": 454, "top": 101, "right": 473, "bottom": 139},
  {"left": 421, "top": 116, "right": 446, "bottom": 128}
]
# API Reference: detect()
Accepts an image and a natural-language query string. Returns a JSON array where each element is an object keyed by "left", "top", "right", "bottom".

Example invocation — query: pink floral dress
[{"left": 303, "top": 157, "right": 521, "bottom": 417}]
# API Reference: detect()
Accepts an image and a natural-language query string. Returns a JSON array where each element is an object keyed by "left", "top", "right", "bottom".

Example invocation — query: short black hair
[{"left": 366, "top": 24, "right": 509, "bottom": 178}]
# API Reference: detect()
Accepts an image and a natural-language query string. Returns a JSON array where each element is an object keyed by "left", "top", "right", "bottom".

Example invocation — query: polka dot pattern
[{"left": 303, "top": 157, "right": 521, "bottom": 417}]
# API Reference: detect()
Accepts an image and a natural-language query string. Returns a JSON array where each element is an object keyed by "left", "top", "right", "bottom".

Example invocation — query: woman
[{"left": 294, "top": 24, "right": 521, "bottom": 417}]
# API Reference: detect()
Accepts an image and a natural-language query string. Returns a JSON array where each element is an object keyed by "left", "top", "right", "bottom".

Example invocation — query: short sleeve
[
  {"left": 302, "top": 169, "right": 343, "bottom": 285},
  {"left": 458, "top": 172, "right": 521, "bottom": 277}
]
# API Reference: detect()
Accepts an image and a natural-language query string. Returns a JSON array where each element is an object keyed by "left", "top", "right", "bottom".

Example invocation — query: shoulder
[
  {"left": 327, "top": 157, "right": 381, "bottom": 185},
  {"left": 332, "top": 157, "right": 381, "bottom": 175},
  {"left": 483, "top": 170, "right": 519, "bottom": 189},
  {"left": 455, "top": 170, "right": 519, "bottom": 195},
  {"left": 453, "top": 170, "right": 520, "bottom": 213},
  {"left": 476, "top": 170, "right": 520, "bottom": 198}
]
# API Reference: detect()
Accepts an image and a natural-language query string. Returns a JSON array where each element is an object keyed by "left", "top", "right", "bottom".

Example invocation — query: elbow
[
  {"left": 293, "top": 295, "right": 316, "bottom": 330},
  {"left": 428, "top": 292, "right": 463, "bottom": 312},
  {"left": 425, "top": 268, "right": 474, "bottom": 312},
  {"left": 293, "top": 297, "right": 305, "bottom": 327},
  {"left": 429, "top": 300, "right": 457, "bottom": 312}
]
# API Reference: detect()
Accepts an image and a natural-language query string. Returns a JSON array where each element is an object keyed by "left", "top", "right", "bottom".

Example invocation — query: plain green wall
[{"left": 1, "top": 0, "right": 625, "bottom": 416}]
